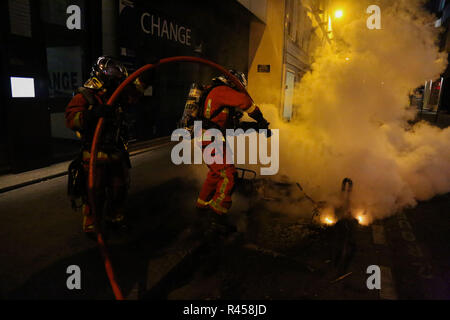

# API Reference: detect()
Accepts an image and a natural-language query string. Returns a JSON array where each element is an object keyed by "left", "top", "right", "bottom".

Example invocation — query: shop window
[
  {"left": 286, "top": 0, "right": 297, "bottom": 42},
  {"left": 47, "top": 46, "right": 84, "bottom": 98},
  {"left": 40, "top": 0, "right": 92, "bottom": 156},
  {"left": 41, "top": 0, "right": 89, "bottom": 98},
  {"left": 40, "top": 0, "right": 86, "bottom": 30},
  {"left": 8, "top": 0, "right": 32, "bottom": 37}
]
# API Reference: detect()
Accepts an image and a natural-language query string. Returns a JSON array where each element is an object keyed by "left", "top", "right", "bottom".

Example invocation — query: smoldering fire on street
[{"left": 255, "top": 0, "right": 450, "bottom": 225}]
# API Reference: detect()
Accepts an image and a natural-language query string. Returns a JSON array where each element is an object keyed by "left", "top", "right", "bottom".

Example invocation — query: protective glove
[
  {"left": 237, "top": 121, "right": 258, "bottom": 131},
  {"left": 257, "top": 119, "right": 272, "bottom": 138},
  {"left": 257, "top": 118, "right": 269, "bottom": 130},
  {"left": 248, "top": 106, "right": 272, "bottom": 137},
  {"left": 235, "top": 121, "right": 272, "bottom": 137},
  {"left": 86, "top": 104, "right": 116, "bottom": 126},
  {"left": 91, "top": 104, "right": 115, "bottom": 118}
]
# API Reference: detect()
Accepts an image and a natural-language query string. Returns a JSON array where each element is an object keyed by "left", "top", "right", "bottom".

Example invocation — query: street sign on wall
[{"left": 258, "top": 65, "right": 271, "bottom": 73}]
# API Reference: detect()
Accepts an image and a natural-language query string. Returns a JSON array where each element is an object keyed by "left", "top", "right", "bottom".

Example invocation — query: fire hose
[{"left": 88, "top": 56, "right": 251, "bottom": 300}]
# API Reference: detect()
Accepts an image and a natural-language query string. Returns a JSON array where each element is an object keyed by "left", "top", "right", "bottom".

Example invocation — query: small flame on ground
[
  {"left": 355, "top": 209, "right": 371, "bottom": 226},
  {"left": 319, "top": 207, "right": 336, "bottom": 226},
  {"left": 324, "top": 217, "right": 335, "bottom": 225}
]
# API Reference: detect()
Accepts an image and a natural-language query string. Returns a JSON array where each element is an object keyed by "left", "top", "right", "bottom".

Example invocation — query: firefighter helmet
[
  {"left": 213, "top": 69, "right": 248, "bottom": 89},
  {"left": 228, "top": 69, "right": 248, "bottom": 89},
  {"left": 84, "top": 56, "right": 128, "bottom": 90}
]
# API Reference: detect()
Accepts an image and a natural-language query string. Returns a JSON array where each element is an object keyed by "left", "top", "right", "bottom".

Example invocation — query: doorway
[{"left": 283, "top": 70, "right": 295, "bottom": 121}]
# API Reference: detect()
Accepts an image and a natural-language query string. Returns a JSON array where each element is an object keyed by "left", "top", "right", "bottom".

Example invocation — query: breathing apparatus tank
[{"left": 179, "top": 82, "right": 204, "bottom": 131}]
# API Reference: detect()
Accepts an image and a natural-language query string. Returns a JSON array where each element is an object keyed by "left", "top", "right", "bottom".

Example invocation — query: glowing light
[
  {"left": 324, "top": 217, "right": 335, "bottom": 225},
  {"left": 10, "top": 77, "right": 35, "bottom": 98},
  {"left": 345, "top": 57, "right": 350, "bottom": 61},
  {"left": 355, "top": 210, "right": 371, "bottom": 226},
  {"left": 334, "top": 10, "right": 344, "bottom": 19}
]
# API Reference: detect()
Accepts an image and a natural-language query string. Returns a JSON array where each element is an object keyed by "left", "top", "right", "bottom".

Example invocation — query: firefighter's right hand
[
  {"left": 264, "top": 129, "right": 273, "bottom": 138},
  {"left": 257, "top": 118, "right": 270, "bottom": 130},
  {"left": 257, "top": 119, "right": 272, "bottom": 138}
]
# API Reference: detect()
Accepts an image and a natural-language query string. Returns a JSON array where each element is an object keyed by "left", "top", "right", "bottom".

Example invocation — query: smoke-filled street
[{"left": 0, "top": 144, "right": 448, "bottom": 300}]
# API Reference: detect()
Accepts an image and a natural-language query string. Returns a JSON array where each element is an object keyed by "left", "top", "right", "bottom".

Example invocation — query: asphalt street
[{"left": 0, "top": 144, "right": 448, "bottom": 300}]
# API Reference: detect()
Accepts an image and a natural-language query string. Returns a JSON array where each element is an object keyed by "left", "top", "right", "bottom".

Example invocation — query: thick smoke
[{"left": 261, "top": 0, "right": 449, "bottom": 222}]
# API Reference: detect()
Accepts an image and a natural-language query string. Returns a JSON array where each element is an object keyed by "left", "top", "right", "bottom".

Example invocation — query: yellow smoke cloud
[{"left": 260, "top": 0, "right": 449, "bottom": 221}]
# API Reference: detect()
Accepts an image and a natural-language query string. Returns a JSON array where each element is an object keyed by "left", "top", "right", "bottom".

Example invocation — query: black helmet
[
  {"left": 84, "top": 56, "right": 128, "bottom": 90},
  {"left": 228, "top": 69, "right": 248, "bottom": 89},
  {"left": 213, "top": 69, "right": 248, "bottom": 89}
]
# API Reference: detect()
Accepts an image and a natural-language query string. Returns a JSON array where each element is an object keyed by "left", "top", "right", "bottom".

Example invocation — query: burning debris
[
  {"left": 296, "top": 178, "right": 370, "bottom": 227},
  {"left": 256, "top": 0, "right": 450, "bottom": 221}
]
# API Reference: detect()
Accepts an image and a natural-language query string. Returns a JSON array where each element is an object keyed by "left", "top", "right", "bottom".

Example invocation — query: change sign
[
  {"left": 119, "top": 1, "right": 197, "bottom": 52},
  {"left": 140, "top": 12, "right": 192, "bottom": 47}
]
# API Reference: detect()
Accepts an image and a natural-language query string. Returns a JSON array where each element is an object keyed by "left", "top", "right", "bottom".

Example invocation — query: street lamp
[{"left": 334, "top": 10, "right": 344, "bottom": 19}]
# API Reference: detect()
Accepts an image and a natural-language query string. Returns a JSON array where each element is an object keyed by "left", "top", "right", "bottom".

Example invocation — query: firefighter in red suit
[
  {"left": 196, "top": 70, "right": 270, "bottom": 232},
  {"left": 65, "top": 56, "right": 146, "bottom": 234}
]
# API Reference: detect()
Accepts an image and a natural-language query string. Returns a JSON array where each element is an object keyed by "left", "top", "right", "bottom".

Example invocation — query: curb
[{"left": 0, "top": 172, "right": 68, "bottom": 194}]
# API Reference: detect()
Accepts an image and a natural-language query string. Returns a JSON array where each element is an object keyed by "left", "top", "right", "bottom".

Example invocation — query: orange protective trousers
[
  {"left": 82, "top": 156, "right": 129, "bottom": 231},
  {"left": 196, "top": 141, "right": 236, "bottom": 215}
]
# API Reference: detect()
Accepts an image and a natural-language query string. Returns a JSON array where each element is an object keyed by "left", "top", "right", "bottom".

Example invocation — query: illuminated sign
[
  {"left": 10, "top": 77, "right": 35, "bottom": 98},
  {"left": 140, "top": 12, "right": 192, "bottom": 46}
]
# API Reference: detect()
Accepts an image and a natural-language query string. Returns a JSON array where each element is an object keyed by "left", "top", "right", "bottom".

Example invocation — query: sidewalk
[{"left": 0, "top": 136, "right": 173, "bottom": 194}]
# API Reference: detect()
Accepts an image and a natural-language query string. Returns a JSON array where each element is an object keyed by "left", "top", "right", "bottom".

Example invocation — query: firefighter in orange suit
[
  {"left": 65, "top": 56, "right": 146, "bottom": 234},
  {"left": 196, "top": 70, "right": 270, "bottom": 231}
]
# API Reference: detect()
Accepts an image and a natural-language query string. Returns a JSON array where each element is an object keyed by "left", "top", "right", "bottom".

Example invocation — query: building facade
[
  {"left": 431, "top": 0, "right": 450, "bottom": 113},
  {"left": 0, "top": 0, "right": 102, "bottom": 173},
  {"left": 247, "top": 0, "right": 332, "bottom": 121},
  {"left": 0, "top": 0, "right": 335, "bottom": 173},
  {"left": 0, "top": 0, "right": 265, "bottom": 173}
]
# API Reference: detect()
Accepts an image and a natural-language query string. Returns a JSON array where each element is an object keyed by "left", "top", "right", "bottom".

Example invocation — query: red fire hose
[{"left": 88, "top": 56, "right": 251, "bottom": 300}]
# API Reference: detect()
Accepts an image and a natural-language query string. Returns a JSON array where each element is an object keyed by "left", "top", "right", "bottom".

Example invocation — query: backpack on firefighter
[
  {"left": 178, "top": 82, "right": 204, "bottom": 132},
  {"left": 179, "top": 81, "right": 244, "bottom": 135}
]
